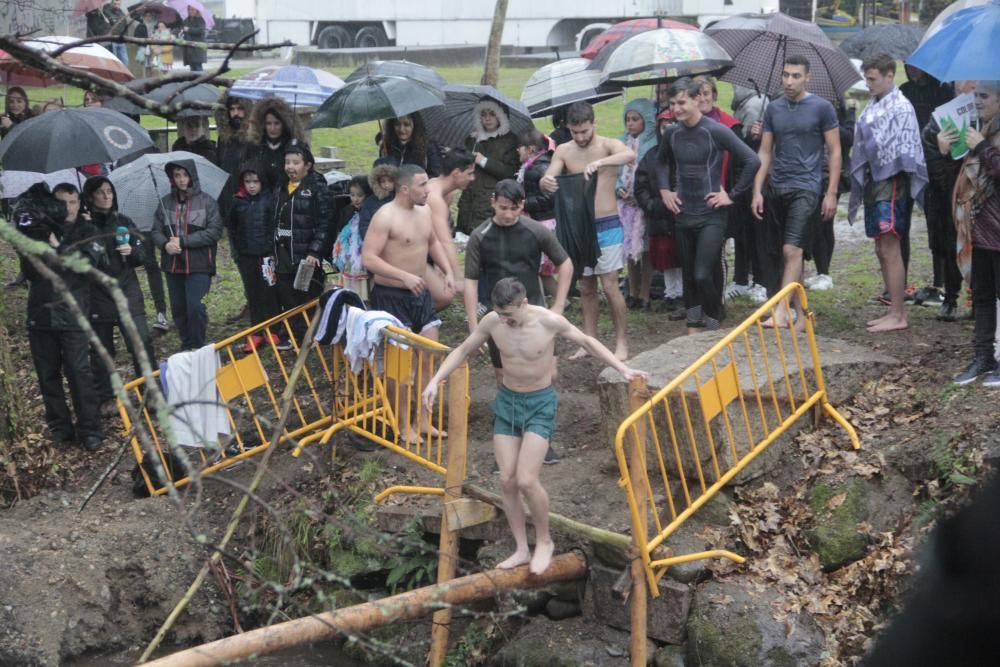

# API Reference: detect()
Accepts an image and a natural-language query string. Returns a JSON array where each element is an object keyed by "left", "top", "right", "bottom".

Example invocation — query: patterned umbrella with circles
[
  {"left": 705, "top": 12, "right": 861, "bottom": 102},
  {"left": 0, "top": 108, "right": 153, "bottom": 173}
]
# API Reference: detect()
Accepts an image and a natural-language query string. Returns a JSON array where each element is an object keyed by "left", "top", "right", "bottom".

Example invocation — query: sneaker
[
  {"left": 275, "top": 339, "right": 294, "bottom": 351},
  {"left": 808, "top": 274, "right": 834, "bottom": 291},
  {"left": 936, "top": 301, "right": 959, "bottom": 322},
  {"left": 668, "top": 309, "right": 687, "bottom": 321},
  {"left": 725, "top": 282, "right": 750, "bottom": 299},
  {"left": 543, "top": 445, "right": 561, "bottom": 465},
  {"left": 904, "top": 286, "right": 917, "bottom": 303},
  {"left": 954, "top": 358, "right": 998, "bottom": 386},
  {"left": 663, "top": 296, "right": 683, "bottom": 311},
  {"left": 153, "top": 311, "right": 171, "bottom": 331},
  {"left": 80, "top": 435, "right": 104, "bottom": 451},
  {"left": 748, "top": 285, "right": 768, "bottom": 304},
  {"left": 476, "top": 302, "right": 489, "bottom": 319},
  {"left": 982, "top": 370, "right": 1000, "bottom": 388},
  {"left": 913, "top": 287, "right": 944, "bottom": 306}
]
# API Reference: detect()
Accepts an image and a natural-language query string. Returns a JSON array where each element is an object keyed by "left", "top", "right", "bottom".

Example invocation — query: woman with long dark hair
[{"left": 377, "top": 114, "right": 442, "bottom": 176}]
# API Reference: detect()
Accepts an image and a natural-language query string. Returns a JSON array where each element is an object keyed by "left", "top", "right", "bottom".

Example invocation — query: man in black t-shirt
[{"left": 464, "top": 179, "right": 573, "bottom": 463}]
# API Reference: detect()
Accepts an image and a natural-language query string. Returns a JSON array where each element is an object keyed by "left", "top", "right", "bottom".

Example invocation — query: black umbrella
[
  {"left": 706, "top": 12, "right": 861, "bottom": 102},
  {"left": 0, "top": 108, "right": 154, "bottom": 172},
  {"left": 419, "top": 84, "right": 534, "bottom": 150},
  {"left": 840, "top": 24, "right": 925, "bottom": 61},
  {"left": 104, "top": 78, "right": 222, "bottom": 117},
  {"left": 310, "top": 75, "right": 445, "bottom": 129},
  {"left": 344, "top": 60, "right": 447, "bottom": 89}
]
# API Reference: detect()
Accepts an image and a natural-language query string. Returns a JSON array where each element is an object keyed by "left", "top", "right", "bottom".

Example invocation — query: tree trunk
[
  {"left": 144, "top": 552, "right": 588, "bottom": 667},
  {"left": 481, "top": 0, "right": 509, "bottom": 86}
]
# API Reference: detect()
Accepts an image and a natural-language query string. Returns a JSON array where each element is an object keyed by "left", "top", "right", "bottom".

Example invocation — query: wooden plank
[{"left": 444, "top": 498, "right": 497, "bottom": 530}]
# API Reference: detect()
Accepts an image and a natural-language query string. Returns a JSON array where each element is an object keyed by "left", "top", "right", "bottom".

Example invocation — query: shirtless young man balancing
[
  {"left": 541, "top": 101, "right": 636, "bottom": 361},
  {"left": 423, "top": 277, "right": 646, "bottom": 575},
  {"left": 363, "top": 164, "right": 456, "bottom": 441},
  {"left": 425, "top": 148, "right": 477, "bottom": 311}
]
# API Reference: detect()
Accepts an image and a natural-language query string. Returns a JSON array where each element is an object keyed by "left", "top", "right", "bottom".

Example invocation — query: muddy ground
[{"left": 3, "top": 214, "right": 1000, "bottom": 665}]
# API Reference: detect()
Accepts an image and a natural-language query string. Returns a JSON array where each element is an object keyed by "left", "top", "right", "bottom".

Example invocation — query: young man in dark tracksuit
[
  {"left": 17, "top": 184, "right": 105, "bottom": 450},
  {"left": 230, "top": 163, "right": 279, "bottom": 350},
  {"left": 82, "top": 176, "right": 156, "bottom": 410},
  {"left": 151, "top": 159, "right": 225, "bottom": 350},
  {"left": 273, "top": 140, "right": 329, "bottom": 347}
]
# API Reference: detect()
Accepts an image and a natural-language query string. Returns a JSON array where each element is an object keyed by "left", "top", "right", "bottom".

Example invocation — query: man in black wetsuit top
[{"left": 656, "top": 77, "right": 760, "bottom": 332}]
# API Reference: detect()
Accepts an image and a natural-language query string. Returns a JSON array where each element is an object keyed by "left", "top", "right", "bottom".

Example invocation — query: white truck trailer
[{"left": 227, "top": 0, "right": 780, "bottom": 51}]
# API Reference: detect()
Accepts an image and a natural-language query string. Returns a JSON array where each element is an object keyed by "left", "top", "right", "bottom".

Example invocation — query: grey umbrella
[
  {"left": 0, "top": 108, "right": 154, "bottom": 172},
  {"left": 310, "top": 75, "right": 445, "bottom": 129},
  {"left": 840, "top": 24, "right": 925, "bottom": 61},
  {"left": 706, "top": 12, "right": 861, "bottom": 101},
  {"left": 344, "top": 60, "right": 447, "bottom": 89},
  {"left": 108, "top": 151, "right": 229, "bottom": 231},
  {"left": 104, "top": 79, "right": 222, "bottom": 117},
  {"left": 419, "top": 84, "right": 535, "bottom": 150}
]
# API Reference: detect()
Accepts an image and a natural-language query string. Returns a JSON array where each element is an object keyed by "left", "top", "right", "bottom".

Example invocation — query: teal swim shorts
[{"left": 492, "top": 384, "right": 558, "bottom": 441}]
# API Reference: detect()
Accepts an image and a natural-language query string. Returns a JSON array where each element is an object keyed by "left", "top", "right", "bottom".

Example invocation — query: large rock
[
  {"left": 686, "top": 580, "right": 825, "bottom": 667},
  {"left": 598, "top": 331, "right": 896, "bottom": 485},
  {"left": 584, "top": 562, "right": 692, "bottom": 644},
  {"left": 806, "top": 478, "right": 869, "bottom": 571}
]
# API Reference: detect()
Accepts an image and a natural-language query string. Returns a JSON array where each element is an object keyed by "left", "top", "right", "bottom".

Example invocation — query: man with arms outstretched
[
  {"left": 541, "top": 101, "right": 636, "bottom": 360},
  {"left": 363, "top": 164, "right": 456, "bottom": 441},
  {"left": 751, "top": 55, "right": 841, "bottom": 330},
  {"left": 423, "top": 277, "right": 646, "bottom": 575}
]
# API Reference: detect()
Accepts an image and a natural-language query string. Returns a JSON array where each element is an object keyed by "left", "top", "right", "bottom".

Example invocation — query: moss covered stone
[
  {"left": 687, "top": 612, "right": 762, "bottom": 666},
  {"left": 806, "top": 479, "right": 868, "bottom": 571}
]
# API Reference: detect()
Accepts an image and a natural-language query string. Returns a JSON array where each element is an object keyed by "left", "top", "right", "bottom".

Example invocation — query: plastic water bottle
[{"left": 115, "top": 225, "right": 130, "bottom": 246}]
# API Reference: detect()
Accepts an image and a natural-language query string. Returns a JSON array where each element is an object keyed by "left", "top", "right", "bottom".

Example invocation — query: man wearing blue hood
[
  {"left": 151, "top": 159, "right": 224, "bottom": 350},
  {"left": 617, "top": 98, "right": 658, "bottom": 310}
]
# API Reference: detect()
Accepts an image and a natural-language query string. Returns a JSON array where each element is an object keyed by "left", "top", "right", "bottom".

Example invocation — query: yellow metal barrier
[
  {"left": 615, "top": 282, "right": 860, "bottom": 597},
  {"left": 121, "top": 299, "right": 337, "bottom": 496}
]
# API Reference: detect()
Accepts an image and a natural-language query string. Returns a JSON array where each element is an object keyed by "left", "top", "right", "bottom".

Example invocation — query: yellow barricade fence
[
  {"left": 614, "top": 282, "right": 860, "bottom": 597},
  {"left": 121, "top": 299, "right": 464, "bottom": 497}
]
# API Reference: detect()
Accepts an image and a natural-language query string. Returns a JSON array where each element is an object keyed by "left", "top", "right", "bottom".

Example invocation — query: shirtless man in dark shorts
[
  {"left": 363, "top": 164, "right": 456, "bottom": 440},
  {"left": 425, "top": 147, "right": 476, "bottom": 310},
  {"left": 541, "top": 101, "right": 636, "bottom": 360},
  {"left": 423, "top": 277, "right": 646, "bottom": 574}
]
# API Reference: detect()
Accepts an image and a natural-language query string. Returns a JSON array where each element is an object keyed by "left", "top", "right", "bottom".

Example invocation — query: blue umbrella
[
  {"left": 229, "top": 65, "right": 346, "bottom": 108},
  {"left": 907, "top": 0, "right": 1000, "bottom": 82}
]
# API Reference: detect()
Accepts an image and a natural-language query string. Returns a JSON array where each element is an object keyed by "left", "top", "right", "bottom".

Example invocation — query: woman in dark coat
[
  {"left": 246, "top": 96, "right": 306, "bottom": 192},
  {"left": 81, "top": 176, "right": 156, "bottom": 407},
  {"left": 375, "top": 114, "right": 443, "bottom": 176},
  {"left": 455, "top": 100, "right": 520, "bottom": 235},
  {"left": 1, "top": 86, "right": 33, "bottom": 139},
  {"left": 181, "top": 8, "right": 207, "bottom": 72}
]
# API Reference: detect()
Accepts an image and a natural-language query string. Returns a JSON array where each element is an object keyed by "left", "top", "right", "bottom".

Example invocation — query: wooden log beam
[{"left": 144, "top": 552, "right": 588, "bottom": 667}]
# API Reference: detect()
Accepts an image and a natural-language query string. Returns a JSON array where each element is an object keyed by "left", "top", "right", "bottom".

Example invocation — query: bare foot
[
  {"left": 867, "top": 316, "right": 908, "bottom": 333},
  {"left": 424, "top": 425, "right": 448, "bottom": 438},
  {"left": 761, "top": 316, "right": 789, "bottom": 329},
  {"left": 529, "top": 539, "right": 555, "bottom": 575},
  {"left": 866, "top": 314, "right": 889, "bottom": 327},
  {"left": 792, "top": 316, "right": 807, "bottom": 333},
  {"left": 496, "top": 550, "right": 531, "bottom": 570},
  {"left": 613, "top": 342, "right": 628, "bottom": 361},
  {"left": 568, "top": 347, "right": 589, "bottom": 361},
  {"left": 402, "top": 428, "right": 424, "bottom": 446}
]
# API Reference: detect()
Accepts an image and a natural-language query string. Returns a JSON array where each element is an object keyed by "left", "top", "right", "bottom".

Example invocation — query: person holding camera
[
  {"left": 16, "top": 183, "right": 105, "bottom": 450},
  {"left": 82, "top": 176, "right": 156, "bottom": 414}
]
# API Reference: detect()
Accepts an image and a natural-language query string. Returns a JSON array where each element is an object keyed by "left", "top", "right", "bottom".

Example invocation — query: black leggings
[
  {"left": 811, "top": 215, "right": 835, "bottom": 276},
  {"left": 677, "top": 211, "right": 727, "bottom": 323}
]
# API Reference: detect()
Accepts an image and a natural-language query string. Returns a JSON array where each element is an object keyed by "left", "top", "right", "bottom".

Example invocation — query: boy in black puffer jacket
[
  {"left": 273, "top": 140, "right": 329, "bottom": 346},
  {"left": 230, "top": 163, "right": 279, "bottom": 349},
  {"left": 151, "top": 159, "right": 224, "bottom": 350}
]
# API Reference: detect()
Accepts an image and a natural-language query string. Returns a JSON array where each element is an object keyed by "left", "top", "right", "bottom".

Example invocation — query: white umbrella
[
  {"left": 108, "top": 151, "right": 228, "bottom": 231},
  {"left": 0, "top": 168, "right": 80, "bottom": 199},
  {"left": 520, "top": 58, "right": 622, "bottom": 118}
]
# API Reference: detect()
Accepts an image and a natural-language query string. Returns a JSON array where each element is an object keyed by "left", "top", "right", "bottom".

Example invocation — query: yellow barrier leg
[{"left": 628, "top": 377, "right": 650, "bottom": 667}]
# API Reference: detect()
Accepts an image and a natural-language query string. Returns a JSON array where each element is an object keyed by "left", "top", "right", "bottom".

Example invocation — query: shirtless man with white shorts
[
  {"left": 423, "top": 277, "right": 646, "bottom": 574},
  {"left": 541, "top": 101, "right": 635, "bottom": 360}
]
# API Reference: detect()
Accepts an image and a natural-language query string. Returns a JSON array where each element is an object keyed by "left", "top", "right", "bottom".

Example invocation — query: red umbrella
[
  {"left": 581, "top": 18, "right": 698, "bottom": 60},
  {"left": 0, "top": 36, "right": 132, "bottom": 87}
]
